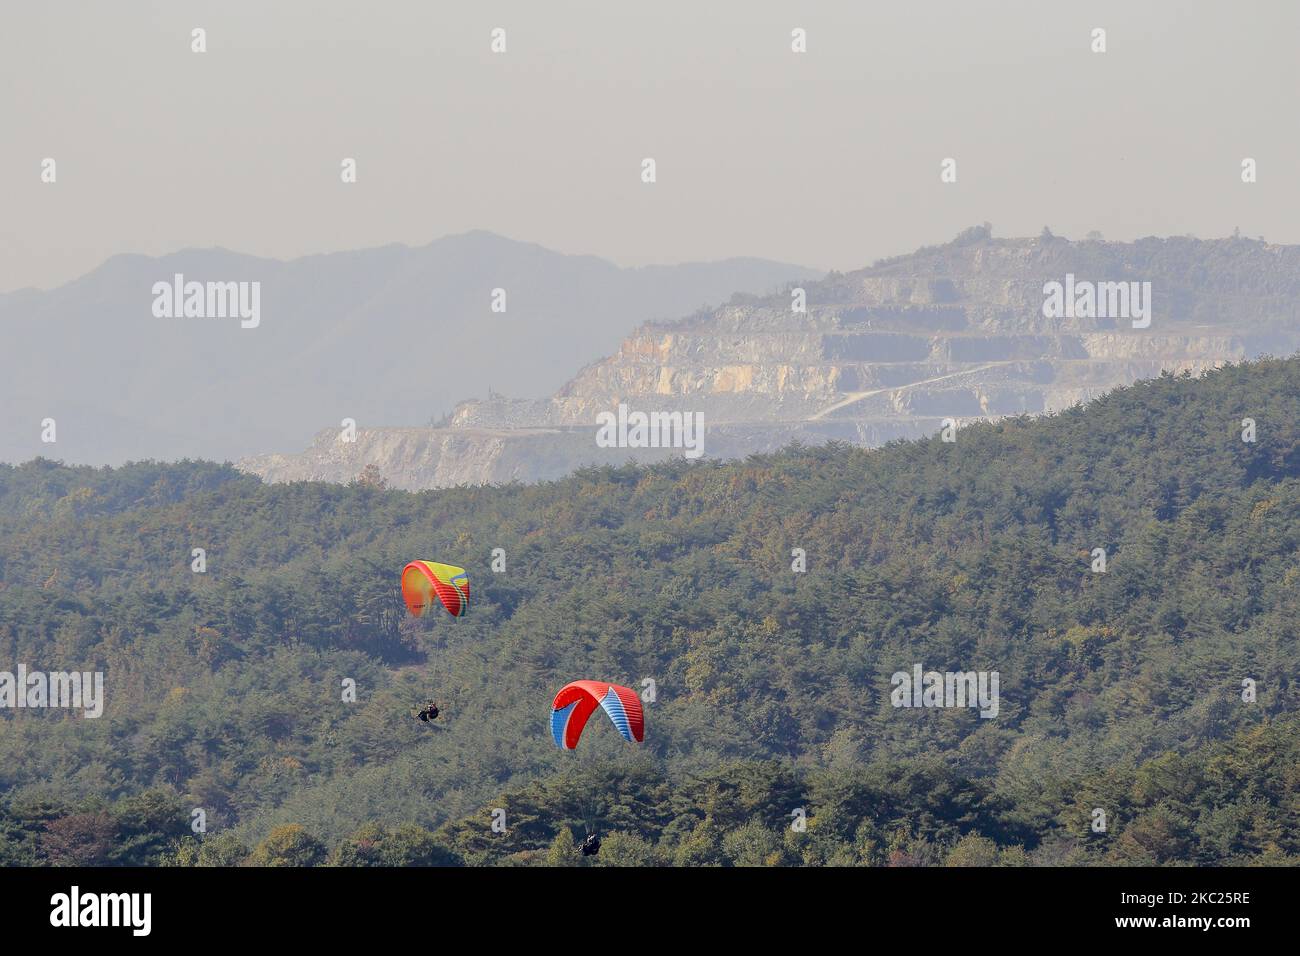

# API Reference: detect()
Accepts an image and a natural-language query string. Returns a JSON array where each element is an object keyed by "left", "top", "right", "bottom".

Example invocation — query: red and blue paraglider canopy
[{"left": 550, "top": 680, "right": 644, "bottom": 750}]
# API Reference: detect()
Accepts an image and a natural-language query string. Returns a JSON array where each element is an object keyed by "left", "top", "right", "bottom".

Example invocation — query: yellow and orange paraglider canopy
[{"left": 401, "top": 561, "right": 470, "bottom": 618}]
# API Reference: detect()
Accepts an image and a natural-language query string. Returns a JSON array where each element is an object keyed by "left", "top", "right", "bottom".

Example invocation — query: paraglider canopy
[
  {"left": 550, "top": 680, "right": 644, "bottom": 750},
  {"left": 401, "top": 561, "right": 469, "bottom": 618}
]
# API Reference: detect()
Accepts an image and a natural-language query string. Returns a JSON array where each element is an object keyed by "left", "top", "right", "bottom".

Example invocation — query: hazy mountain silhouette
[{"left": 0, "top": 232, "right": 818, "bottom": 465}]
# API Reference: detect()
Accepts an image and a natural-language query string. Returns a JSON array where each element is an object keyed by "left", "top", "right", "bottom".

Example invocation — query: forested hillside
[{"left": 1, "top": 357, "right": 1297, "bottom": 866}]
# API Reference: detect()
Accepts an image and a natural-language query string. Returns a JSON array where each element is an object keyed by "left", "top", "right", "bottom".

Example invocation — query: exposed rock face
[
  {"left": 0, "top": 231, "right": 816, "bottom": 466},
  {"left": 239, "top": 426, "right": 620, "bottom": 488},
  {"left": 240, "top": 229, "right": 1300, "bottom": 490}
]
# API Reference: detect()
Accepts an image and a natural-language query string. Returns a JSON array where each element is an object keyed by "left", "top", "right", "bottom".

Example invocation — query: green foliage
[
  {"left": 2, "top": 358, "right": 1299, "bottom": 865},
  {"left": 545, "top": 827, "right": 577, "bottom": 866},
  {"left": 197, "top": 832, "right": 251, "bottom": 867},
  {"left": 247, "top": 824, "right": 327, "bottom": 867},
  {"left": 331, "top": 822, "right": 459, "bottom": 866}
]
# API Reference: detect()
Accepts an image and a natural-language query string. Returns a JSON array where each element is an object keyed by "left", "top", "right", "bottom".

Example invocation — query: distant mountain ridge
[
  {"left": 0, "top": 232, "right": 818, "bottom": 466},
  {"left": 241, "top": 227, "right": 1300, "bottom": 489}
]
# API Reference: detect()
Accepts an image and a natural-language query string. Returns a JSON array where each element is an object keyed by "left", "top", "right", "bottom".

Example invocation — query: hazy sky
[{"left": 3, "top": 0, "right": 1298, "bottom": 292}]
